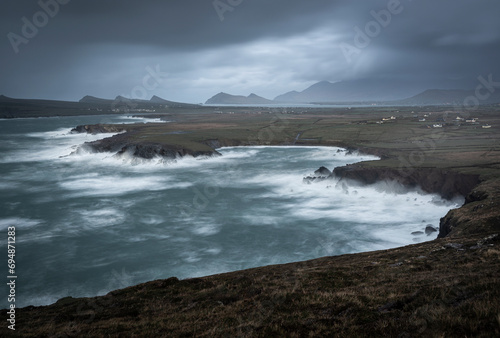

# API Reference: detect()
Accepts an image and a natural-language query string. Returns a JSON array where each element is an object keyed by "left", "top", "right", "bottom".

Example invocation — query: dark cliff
[
  {"left": 72, "top": 124, "right": 220, "bottom": 159},
  {"left": 333, "top": 165, "right": 480, "bottom": 201},
  {"left": 71, "top": 124, "right": 127, "bottom": 134},
  {"left": 438, "top": 180, "right": 500, "bottom": 238},
  {"left": 332, "top": 163, "right": 500, "bottom": 238}
]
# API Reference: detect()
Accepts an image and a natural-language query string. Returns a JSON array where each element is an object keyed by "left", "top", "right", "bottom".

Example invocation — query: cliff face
[
  {"left": 71, "top": 124, "right": 127, "bottom": 134},
  {"left": 438, "top": 181, "right": 500, "bottom": 238},
  {"left": 85, "top": 137, "right": 219, "bottom": 159},
  {"left": 72, "top": 124, "right": 220, "bottom": 159},
  {"left": 333, "top": 165, "right": 480, "bottom": 200},
  {"left": 332, "top": 164, "right": 500, "bottom": 238}
]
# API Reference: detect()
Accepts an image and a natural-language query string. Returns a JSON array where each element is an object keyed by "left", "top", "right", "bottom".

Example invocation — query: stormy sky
[{"left": 1, "top": 0, "right": 499, "bottom": 103}]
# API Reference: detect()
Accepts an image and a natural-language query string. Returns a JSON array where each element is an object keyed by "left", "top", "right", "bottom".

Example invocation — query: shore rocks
[
  {"left": 303, "top": 166, "right": 332, "bottom": 184},
  {"left": 425, "top": 225, "right": 438, "bottom": 235},
  {"left": 85, "top": 137, "right": 219, "bottom": 160},
  {"left": 73, "top": 124, "right": 220, "bottom": 160},
  {"left": 332, "top": 165, "right": 480, "bottom": 201},
  {"left": 315, "top": 166, "right": 332, "bottom": 176},
  {"left": 71, "top": 124, "right": 127, "bottom": 134}
]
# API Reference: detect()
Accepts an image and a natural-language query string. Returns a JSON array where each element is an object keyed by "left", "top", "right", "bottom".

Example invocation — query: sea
[{"left": 0, "top": 115, "right": 461, "bottom": 308}]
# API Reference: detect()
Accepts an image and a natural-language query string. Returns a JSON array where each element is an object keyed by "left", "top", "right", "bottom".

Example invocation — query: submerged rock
[
  {"left": 314, "top": 166, "right": 332, "bottom": 177},
  {"left": 303, "top": 166, "right": 332, "bottom": 184},
  {"left": 425, "top": 225, "right": 438, "bottom": 235}
]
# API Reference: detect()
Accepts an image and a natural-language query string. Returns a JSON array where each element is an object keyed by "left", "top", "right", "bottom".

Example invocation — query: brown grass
[{"left": 2, "top": 233, "right": 499, "bottom": 337}]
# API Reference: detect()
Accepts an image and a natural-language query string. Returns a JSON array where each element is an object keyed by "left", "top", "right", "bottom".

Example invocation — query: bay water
[{"left": 0, "top": 115, "right": 460, "bottom": 308}]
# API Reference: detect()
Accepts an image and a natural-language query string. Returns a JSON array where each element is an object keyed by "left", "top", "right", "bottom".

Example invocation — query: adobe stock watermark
[
  {"left": 339, "top": 0, "right": 411, "bottom": 64},
  {"left": 462, "top": 74, "right": 500, "bottom": 111},
  {"left": 111, "top": 65, "right": 168, "bottom": 113},
  {"left": 213, "top": 0, "right": 243, "bottom": 21},
  {"left": 7, "top": 0, "right": 71, "bottom": 54}
]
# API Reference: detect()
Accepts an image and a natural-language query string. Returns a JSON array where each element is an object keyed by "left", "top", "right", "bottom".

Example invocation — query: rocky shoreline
[
  {"left": 304, "top": 164, "right": 481, "bottom": 201},
  {"left": 303, "top": 162, "right": 498, "bottom": 239},
  {"left": 71, "top": 124, "right": 220, "bottom": 159},
  {"left": 72, "top": 122, "right": 495, "bottom": 240}
]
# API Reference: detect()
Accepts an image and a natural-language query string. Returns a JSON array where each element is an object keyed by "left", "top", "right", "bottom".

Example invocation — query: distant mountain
[
  {"left": 113, "top": 95, "right": 150, "bottom": 104},
  {"left": 205, "top": 92, "right": 273, "bottom": 105},
  {"left": 397, "top": 89, "right": 500, "bottom": 106},
  {"left": 150, "top": 95, "right": 171, "bottom": 104},
  {"left": 274, "top": 90, "right": 301, "bottom": 103},
  {"left": 0, "top": 95, "right": 201, "bottom": 118},
  {"left": 397, "top": 89, "right": 470, "bottom": 106},
  {"left": 274, "top": 79, "right": 426, "bottom": 103},
  {"left": 79, "top": 95, "right": 112, "bottom": 104},
  {"left": 79, "top": 95, "right": 199, "bottom": 108}
]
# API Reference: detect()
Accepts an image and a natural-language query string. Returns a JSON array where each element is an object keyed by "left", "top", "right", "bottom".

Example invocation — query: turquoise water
[{"left": 0, "top": 115, "right": 460, "bottom": 308}]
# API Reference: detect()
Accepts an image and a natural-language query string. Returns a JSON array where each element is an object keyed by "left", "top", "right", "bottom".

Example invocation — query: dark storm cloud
[{"left": 1, "top": 0, "right": 499, "bottom": 102}]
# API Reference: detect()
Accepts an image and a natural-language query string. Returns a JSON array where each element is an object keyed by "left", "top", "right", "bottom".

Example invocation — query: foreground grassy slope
[
  {"left": 2, "top": 105, "right": 500, "bottom": 337},
  {"left": 5, "top": 234, "right": 499, "bottom": 337}
]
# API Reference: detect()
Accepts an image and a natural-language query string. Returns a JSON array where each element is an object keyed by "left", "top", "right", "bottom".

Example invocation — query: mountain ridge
[
  {"left": 207, "top": 79, "right": 500, "bottom": 106},
  {"left": 205, "top": 92, "right": 273, "bottom": 105},
  {"left": 273, "top": 79, "right": 426, "bottom": 103}
]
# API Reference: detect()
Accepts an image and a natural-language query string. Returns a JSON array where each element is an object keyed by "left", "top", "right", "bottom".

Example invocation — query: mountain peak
[
  {"left": 150, "top": 95, "right": 170, "bottom": 103},
  {"left": 206, "top": 92, "right": 272, "bottom": 105},
  {"left": 79, "top": 95, "right": 110, "bottom": 104},
  {"left": 275, "top": 79, "right": 427, "bottom": 103}
]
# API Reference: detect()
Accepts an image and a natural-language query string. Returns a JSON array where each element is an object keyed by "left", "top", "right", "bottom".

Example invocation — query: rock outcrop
[
  {"left": 438, "top": 181, "right": 500, "bottom": 238},
  {"left": 303, "top": 166, "right": 332, "bottom": 184},
  {"left": 71, "top": 124, "right": 127, "bottom": 134},
  {"left": 73, "top": 124, "right": 220, "bottom": 160},
  {"left": 330, "top": 163, "right": 493, "bottom": 239},
  {"left": 315, "top": 166, "right": 332, "bottom": 177},
  {"left": 332, "top": 165, "right": 480, "bottom": 200}
]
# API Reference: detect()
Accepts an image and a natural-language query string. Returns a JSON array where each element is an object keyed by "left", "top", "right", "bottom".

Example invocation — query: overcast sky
[{"left": 1, "top": 0, "right": 499, "bottom": 103}]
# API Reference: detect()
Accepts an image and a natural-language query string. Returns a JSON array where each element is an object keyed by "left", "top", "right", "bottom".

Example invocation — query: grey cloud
[{"left": 1, "top": 0, "right": 499, "bottom": 102}]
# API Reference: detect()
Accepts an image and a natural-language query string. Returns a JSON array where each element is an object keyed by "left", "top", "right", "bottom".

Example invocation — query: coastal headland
[{"left": 2, "top": 104, "right": 500, "bottom": 336}]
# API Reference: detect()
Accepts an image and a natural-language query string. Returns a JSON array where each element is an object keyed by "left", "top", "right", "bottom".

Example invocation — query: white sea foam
[
  {"left": 0, "top": 217, "right": 43, "bottom": 231},
  {"left": 76, "top": 208, "right": 127, "bottom": 227},
  {"left": 1, "top": 129, "right": 121, "bottom": 163},
  {"left": 59, "top": 174, "right": 191, "bottom": 197},
  {"left": 139, "top": 215, "right": 165, "bottom": 225},
  {"left": 118, "top": 115, "right": 169, "bottom": 124},
  {"left": 2, "top": 129, "right": 465, "bottom": 308},
  {"left": 190, "top": 219, "right": 222, "bottom": 236}
]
